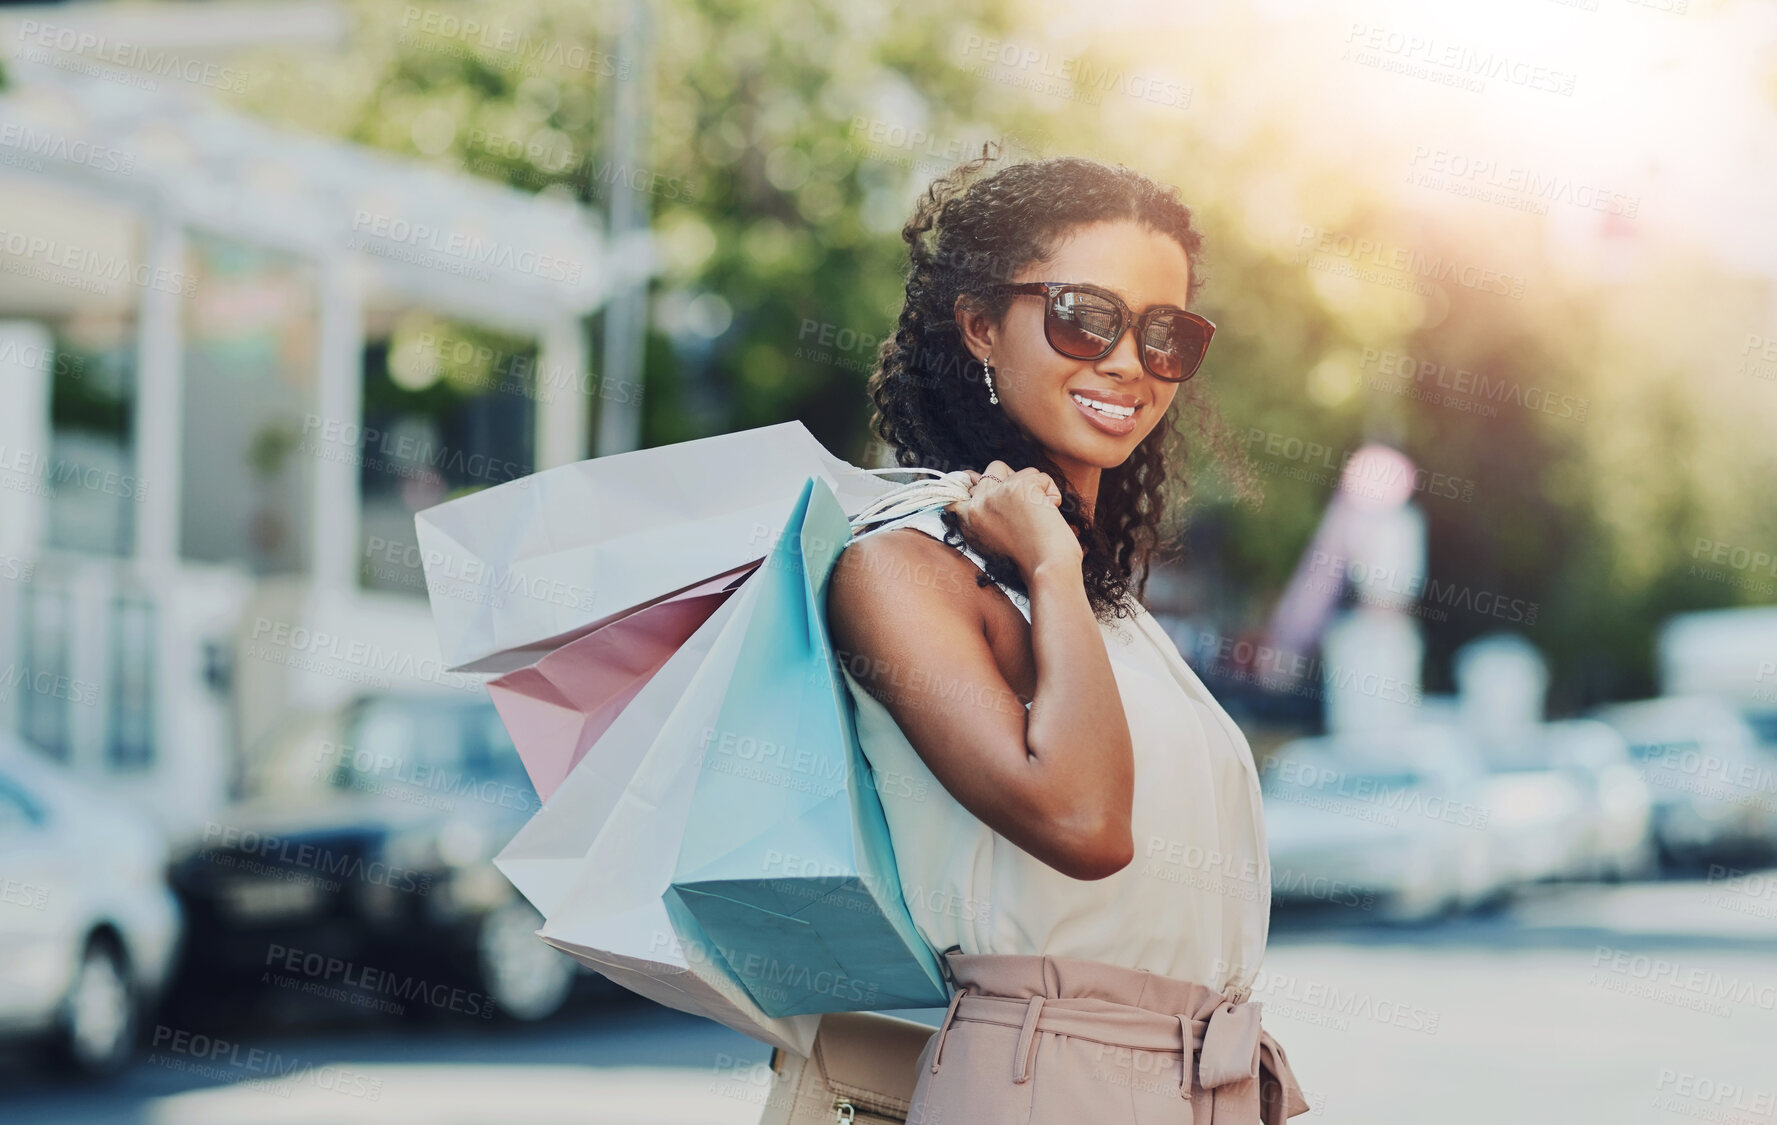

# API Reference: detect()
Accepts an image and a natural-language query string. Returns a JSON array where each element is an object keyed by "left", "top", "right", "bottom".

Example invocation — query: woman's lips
[{"left": 1068, "top": 391, "right": 1139, "bottom": 436}]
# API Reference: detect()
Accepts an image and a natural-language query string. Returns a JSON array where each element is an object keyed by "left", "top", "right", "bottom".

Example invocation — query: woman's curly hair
[{"left": 867, "top": 144, "right": 1239, "bottom": 623}]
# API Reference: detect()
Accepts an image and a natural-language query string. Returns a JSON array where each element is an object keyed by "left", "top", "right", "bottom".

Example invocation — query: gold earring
[{"left": 983, "top": 353, "right": 998, "bottom": 405}]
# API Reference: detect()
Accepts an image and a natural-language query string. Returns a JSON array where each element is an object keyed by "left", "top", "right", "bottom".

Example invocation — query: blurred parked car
[
  {"left": 1657, "top": 608, "right": 1777, "bottom": 752},
  {"left": 0, "top": 734, "right": 182, "bottom": 1075},
  {"left": 1452, "top": 723, "right": 1602, "bottom": 887},
  {"left": 1534, "top": 720, "right": 1656, "bottom": 881},
  {"left": 1590, "top": 695, "right": 1777, "bottom": 867},
  {"left": 1420, "top": 700, "right": 1653, "bottom": 884},
  {"left": 169, "top": 693, "right": 579, "bottom": 1023},
  {"left": 1262, "top": 725, "right": 1502, "bottom": 922},
  {"left": 1468, "top": 756, "right": 1591, "bottom": 887}
]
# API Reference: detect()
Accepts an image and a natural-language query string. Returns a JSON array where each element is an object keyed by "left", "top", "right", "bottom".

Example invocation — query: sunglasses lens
[
  {"left": 1048, "top": 288, "right": 1122, "bottom": 358},
  {"left": 1144, "top": 311, "right": 1210, "bottom": 381}
]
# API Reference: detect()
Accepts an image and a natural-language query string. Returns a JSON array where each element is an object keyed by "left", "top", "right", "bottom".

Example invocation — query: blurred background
[{"left": 1, "top": 0, "right": 1775, "bottom": 1121}]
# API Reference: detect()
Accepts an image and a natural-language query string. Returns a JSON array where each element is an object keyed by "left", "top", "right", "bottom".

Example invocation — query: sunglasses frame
[{"left": 991, "top": 281, "right": 1216, "bottom": 383}]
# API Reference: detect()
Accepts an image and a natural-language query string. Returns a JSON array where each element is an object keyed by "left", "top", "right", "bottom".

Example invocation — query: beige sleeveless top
[{"left": 839, "top": 508, "right": 1271, "bottom": 995}]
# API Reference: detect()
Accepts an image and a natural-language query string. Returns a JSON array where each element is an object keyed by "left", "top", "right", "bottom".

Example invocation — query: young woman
[{"left": 827, "top": 152, "right": 1311, "bottom": 1123}]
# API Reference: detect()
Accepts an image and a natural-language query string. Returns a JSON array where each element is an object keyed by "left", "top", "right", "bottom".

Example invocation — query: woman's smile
[{"left": 1067, "top": 387, "right": 1143, "bottom": 437}]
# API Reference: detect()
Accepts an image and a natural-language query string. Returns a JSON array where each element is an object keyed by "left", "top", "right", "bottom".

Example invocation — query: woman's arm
[{"left": 828, "top": 522, "right": 1135, "bottom": 880}]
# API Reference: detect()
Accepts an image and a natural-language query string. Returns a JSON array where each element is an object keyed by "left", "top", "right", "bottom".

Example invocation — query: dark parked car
[{"left": 168, "top": 694, "right": 580, "bottom": 1023}]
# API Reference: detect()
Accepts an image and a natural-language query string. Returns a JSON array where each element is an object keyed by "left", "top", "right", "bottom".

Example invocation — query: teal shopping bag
[{"left": 664, "top": 475, "right": 949, "bottom": 1016}]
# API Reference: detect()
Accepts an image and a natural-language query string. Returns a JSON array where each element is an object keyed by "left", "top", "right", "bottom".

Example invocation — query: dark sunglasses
[{"left": 992, "top": 282, "right": 1215, "bottom": 383}]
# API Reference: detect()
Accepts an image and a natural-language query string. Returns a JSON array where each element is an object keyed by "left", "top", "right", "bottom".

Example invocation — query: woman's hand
[{"left": 947, "top": 460, "right": 1083, "bottom": 579}]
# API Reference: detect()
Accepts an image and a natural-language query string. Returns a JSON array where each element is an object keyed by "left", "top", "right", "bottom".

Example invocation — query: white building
[{"left": 0, "top": 8, "right": 651, "bottom": 842}]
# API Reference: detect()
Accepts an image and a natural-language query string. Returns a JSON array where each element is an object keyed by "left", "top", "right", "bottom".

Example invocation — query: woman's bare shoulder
[{"left": 829, "top": 525, "right": 982, "bottom": 623}]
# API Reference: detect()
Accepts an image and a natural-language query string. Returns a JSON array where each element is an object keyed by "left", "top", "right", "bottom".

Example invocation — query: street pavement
[{"left": 3, "top": 868, "right": 1774, "bottom": 1125}]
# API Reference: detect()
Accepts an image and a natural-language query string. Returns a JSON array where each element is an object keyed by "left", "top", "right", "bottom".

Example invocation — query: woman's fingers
[{"left": 968, "top": 462, "right": 1064, "bottom": 507}]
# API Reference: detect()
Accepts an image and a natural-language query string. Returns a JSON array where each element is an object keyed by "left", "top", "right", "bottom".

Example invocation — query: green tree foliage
[{"left": 228, "top": 1, "right": 1777, "bottom": 705}]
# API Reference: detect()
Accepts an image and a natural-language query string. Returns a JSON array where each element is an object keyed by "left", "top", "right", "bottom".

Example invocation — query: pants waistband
[
  {"left": 941, "top": 950, "right": 1253, "bottom": 1011},
  {"left": 925, "top": 951, "right": 1310, "bottom": 1122}
]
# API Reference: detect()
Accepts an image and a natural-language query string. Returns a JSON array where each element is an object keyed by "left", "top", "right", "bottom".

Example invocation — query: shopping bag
[
  {"left": 492, "top": 577, "right": 756, "bottom": 919},
  {"left": 665, "top": 475, "right": 949, "bottom": 1017},
  {"left": 415, "top": 421, "right": 897, "bottom": 673},
  {"left": 531, "top": 564, "right": 822, "bottom": 1055},
  {"left": 486, "top": 564, "right": 755, "bottom": 804}
]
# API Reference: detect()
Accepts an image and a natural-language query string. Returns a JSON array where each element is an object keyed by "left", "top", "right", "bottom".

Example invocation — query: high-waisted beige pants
[{"left": 907, "top": 951, "right": 1310, "bottom": 1125}]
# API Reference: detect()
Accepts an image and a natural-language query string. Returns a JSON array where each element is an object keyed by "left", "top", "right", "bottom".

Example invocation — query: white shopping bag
[
  {"left": 415, "top": 421, "right": 893, "bottom": 672},
  {"left": 492, "top": 577, "right": 753, "bottom": 919},
  {"left": 530, "top": 565, "right": 821, "bottom": 1055}
]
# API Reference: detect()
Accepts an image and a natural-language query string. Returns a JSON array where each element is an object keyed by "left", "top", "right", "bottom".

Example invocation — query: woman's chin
[
  {"left": 1046, "top": 440, "right": 1142, "bottom": 473},
  {"left": 1065, "top": 426, "right": 1149, "bottom": 463}
]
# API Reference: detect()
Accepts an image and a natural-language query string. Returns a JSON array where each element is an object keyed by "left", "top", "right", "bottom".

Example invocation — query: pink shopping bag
[{"left": 486, "top": 562, "right": 757, "bottom": 804}]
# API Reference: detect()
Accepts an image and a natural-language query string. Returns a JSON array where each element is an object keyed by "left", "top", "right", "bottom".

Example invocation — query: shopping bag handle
[{"left": 846, "top": 467, "right": 976, "bottom": 536}]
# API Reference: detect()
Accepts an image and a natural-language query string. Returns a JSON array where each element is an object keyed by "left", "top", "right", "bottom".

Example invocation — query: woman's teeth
[{"left": 1070, "top": 393, "right": 1135, "bottom": 418}]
